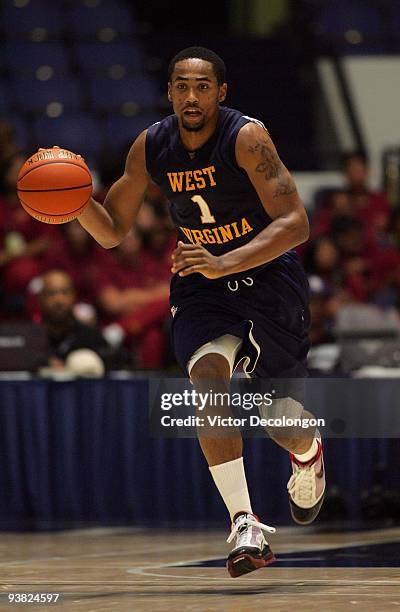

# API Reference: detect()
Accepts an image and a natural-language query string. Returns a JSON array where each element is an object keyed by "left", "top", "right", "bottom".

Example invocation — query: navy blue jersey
[
  {"left": 145, "top": 107, "right": 280, "bottom": 269},
  {"left": 145, "top": 107, "right": 310, "bottom": 376}
]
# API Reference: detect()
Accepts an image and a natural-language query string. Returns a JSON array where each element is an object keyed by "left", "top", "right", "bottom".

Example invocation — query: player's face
[{"left": 168, "top": 59, "right": 227, "bottom": 132}]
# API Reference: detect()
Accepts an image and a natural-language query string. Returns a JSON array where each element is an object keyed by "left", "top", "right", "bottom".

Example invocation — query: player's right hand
[{"left": 171, "top": 241, "right": 226, "bottom": 279}]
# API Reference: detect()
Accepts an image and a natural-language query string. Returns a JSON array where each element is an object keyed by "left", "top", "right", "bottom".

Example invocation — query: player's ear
[
  {"left": 219, "top": 83, "right": 227, "bottom": 103},
  {"left": 167, "top": 82, "right": 172, "bottom": 102}
]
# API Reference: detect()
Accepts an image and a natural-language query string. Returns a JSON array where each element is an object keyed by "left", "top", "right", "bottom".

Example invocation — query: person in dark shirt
[
  {"left": 37, "top": 47, "right": 324, "bottom": 577},
  {"left": 38, "top": 269, "right": 111, "bottom": 373}
]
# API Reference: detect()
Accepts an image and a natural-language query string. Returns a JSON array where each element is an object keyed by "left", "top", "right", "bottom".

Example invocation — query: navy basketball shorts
[{"left": 169, "top": 251, "right": 310, "bottom": 381}]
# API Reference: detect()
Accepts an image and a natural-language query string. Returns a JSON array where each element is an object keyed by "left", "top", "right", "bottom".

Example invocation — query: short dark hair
[{"left": 168, "top": 46, "right": 226, "bottom": 85}]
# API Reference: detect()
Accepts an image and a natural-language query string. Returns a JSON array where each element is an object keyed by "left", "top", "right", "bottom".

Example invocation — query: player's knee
[
  {"left": 260, "top": 396, "right": 307, "bottom": 440},
  {"left": 190, "top": 353, "right": 230, "bottom": 382}
]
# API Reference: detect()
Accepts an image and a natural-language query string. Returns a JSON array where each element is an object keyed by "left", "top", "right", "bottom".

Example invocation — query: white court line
[
  {"left": 125, "top": 530, "right": 400, "bottom": 580},
  {"left": 126, "top": 529, "right": 400, "bottom": 582},
  {"left": 127, "top": 561, "right": 400, "bottom": 583}
]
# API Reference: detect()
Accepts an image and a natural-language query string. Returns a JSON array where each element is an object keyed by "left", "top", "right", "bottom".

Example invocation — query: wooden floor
[{"left": 0, "top": 526, "right": 399, "bottom": 611}]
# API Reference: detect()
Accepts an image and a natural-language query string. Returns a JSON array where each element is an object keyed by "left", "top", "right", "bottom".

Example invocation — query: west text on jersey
[{"left": 167, "top": 166, "right": 217, "bottom": 192}]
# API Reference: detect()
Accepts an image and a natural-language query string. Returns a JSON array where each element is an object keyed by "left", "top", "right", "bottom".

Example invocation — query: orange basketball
[{"left": 17, "top": 146, "right": 93, "bottom": 224}]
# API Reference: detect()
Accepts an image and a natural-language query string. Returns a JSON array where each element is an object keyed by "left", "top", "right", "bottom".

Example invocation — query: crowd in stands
[
  {"left": 0, "top": 122, "right": 174, "bottom": 371},
  {"left": 0, "top": 120, "right": 399, "bottom": 373},
  {"left": 304, "top": 152, "right": 400, "bottom": 349}
]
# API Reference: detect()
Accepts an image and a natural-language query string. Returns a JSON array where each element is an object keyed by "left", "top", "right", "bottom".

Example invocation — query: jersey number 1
[{"left": 191, "top": 195, "right": 216, "bottom": 224}]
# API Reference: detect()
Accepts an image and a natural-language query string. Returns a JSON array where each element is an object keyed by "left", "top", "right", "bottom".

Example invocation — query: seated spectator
[
  {"left": 308, "top": 275, "right": 335, "bottom": 346},
  {"left": 41, "top": 220, "right": 113, "bottom": 308},
  {"left": 136, "top": 195, "right": 176, "bottom": 282},
  {"left": 344, "top": 152, "right": 388, "bottom": 228},
  {"left": 311, "top": 190, "right": 353, "bottom": 237},
  {"left": 0, "top": 152, "right": 57, "bottom": 315},
  {"left": 97, "top": 228, "right": 170, "bottom": 369},
  {"left": 36, "top": 269, "right": 113, "bottom": 374},
  {"left": 368, "top": 206, "right": 400, "bottom": 306},
  {"left": 311, "top": 152, "right": 389, "bottom": 250},
  {"left": 303, "top": 235, "right": 353, "bottom": 315},
  {"left": 331, "top": 216, "right": 373, "bottom": 302},
  {"left": 303, "top": 236, "right": 341, "bottom": 287}
]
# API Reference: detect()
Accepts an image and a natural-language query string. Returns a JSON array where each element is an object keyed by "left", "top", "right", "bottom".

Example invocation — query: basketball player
[{"left": 78, "top": 47, "right": 325, "bottom": 577}]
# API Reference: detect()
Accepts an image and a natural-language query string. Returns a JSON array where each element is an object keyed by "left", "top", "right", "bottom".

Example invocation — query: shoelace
[
  {"left": 226, "top": 515, "right": 276, "bottom": 543},
  {"left": 287, "top": 465, "right": 315, "bottom": 503}
]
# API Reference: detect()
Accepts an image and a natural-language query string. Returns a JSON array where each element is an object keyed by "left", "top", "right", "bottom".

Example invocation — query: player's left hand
[{"left": 171, "top": 241, "right": 225, "bottom": 279}]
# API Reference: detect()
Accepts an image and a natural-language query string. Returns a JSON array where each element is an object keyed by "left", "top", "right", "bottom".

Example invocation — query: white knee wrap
[{"left": 187, "top": 334, "right": 243, "bottom": 378}]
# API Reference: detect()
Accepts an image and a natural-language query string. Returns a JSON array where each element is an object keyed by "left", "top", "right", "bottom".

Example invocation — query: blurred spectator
[
  {"left": 368, "top": 206, "right": 400, "bottom": 306},
  {"left": 0, "top": 152, "right": 56, "bottom": 314},
  {"left": 343, "top": 151, "right": 389, "bottom": 243},
  {"left": 369, "top": 249, "right": 400, "bottom": 307},
  {"left": 97, "top": 228, "right": 170, "bottom": 369},
  {"left": 303, "top": 236, "right": 341, "bottom": 287},
  {"left": 331, "top": 216, "right": 366, "bottom": 257},
  {"left": 41, "top": 220, "right": 112, "bottom": 307},
  {"left": 311, "top": 152, "right": 390, "bottom": 249},
  {"left": 331, "top": 216, "right": 372, "bottom": 302},
  {"left": 37, "top": 269, "right": 112, "bottom": 374},
  {"left": 306, "top": 153, "right": 398, "bottom": 314},
  {"left": 303, "top": 238, "right": 351, "bottom": 341},
  {"left": 136, "top": 194, "right": 176, "bottom": 278},
  {"left": 308, "top": 275, "right": 335, "bottom": 346},
  {"left": 311, "top": 190, "right": 353, "bottom": 237}
]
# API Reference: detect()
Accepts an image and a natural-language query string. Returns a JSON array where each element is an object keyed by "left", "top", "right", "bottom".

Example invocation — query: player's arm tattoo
[
  {"left": 248, "top": 138, "right": 297, "bottom": 198},
  {"left": 248, "top": 140, "right": 281, "bottom": 179},
  {"left": 272, "top": 174, "right": 297, "bottom": 199}
]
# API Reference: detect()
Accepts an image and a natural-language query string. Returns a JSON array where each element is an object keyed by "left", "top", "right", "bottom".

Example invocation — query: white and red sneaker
[
  {"left": 287, "top": 438, "right": 326, "bottom": 525},
  {"left": 226, "top": 512, "right": 276, "bottom": 578}
]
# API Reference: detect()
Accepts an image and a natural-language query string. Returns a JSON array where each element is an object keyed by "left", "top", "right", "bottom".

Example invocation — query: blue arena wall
[{"left": 0, "top": 379, "right": 398, "bottom": 531}]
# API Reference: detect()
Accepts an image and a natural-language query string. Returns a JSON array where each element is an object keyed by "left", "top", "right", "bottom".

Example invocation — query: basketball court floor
[{"left": 1, "top": 525, "right": 399, "bottom": 611}]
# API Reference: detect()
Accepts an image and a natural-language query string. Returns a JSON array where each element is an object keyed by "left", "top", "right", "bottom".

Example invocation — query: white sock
[
  {"left": 209, "top": 457, "right": 252, "bottom": 521},
  {"left": 293, "top": 438, "right": 319, "bottom": 463}
]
